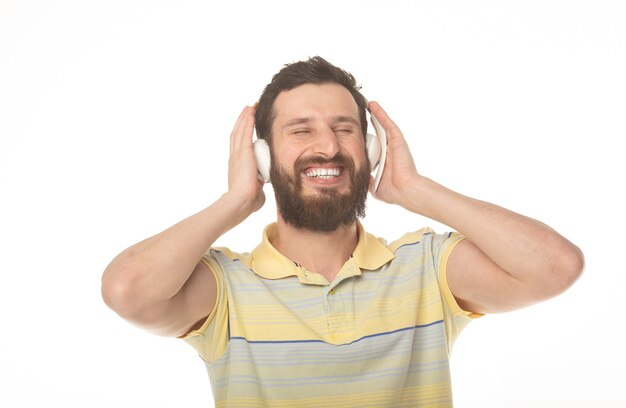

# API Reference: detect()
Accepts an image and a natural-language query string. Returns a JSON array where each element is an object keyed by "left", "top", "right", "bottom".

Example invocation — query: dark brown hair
[{"left": 255, "top": 56, "right": 368, "bottom": 145}]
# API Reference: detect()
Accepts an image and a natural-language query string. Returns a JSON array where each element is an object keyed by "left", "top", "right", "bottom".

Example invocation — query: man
[{"left": 102, "top": 56, "right": 584, "bottom": 407}]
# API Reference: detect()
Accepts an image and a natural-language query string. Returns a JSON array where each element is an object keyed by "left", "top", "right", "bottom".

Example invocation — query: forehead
[{"left": 273, "top": 83, "right": 360, "bottom": 125}]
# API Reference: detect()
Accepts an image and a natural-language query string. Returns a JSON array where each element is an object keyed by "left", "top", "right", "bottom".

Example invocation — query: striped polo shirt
[{"left": 183, "top": 222, "right": 480, "bottom": 407}]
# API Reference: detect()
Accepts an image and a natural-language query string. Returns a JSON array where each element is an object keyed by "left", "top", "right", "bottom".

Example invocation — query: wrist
[
  {"left": 220, "top": 191, "right": 257, "bottom": 217},
  {"left": 399, "top": 176, "right": 445, "bottom": 219}
]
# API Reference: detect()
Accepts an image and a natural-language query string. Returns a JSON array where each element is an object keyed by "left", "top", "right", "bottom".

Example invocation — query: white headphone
[{"left": 253, "top": 106, "right": 387, "bottom": 191}]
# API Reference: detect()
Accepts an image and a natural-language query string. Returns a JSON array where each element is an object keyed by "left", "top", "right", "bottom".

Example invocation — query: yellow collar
[{"left": 240, "top": 222, "right": 395, "bottom": 284}]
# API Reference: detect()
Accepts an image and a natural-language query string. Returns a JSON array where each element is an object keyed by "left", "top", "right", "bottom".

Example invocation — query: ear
[{"left": 253, "top": 138, "right": 271, "bottom": 183}]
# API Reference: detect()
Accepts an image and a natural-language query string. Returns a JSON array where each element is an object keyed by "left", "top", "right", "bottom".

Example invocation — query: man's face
[{"left": 269, "top": 83, "right": 370, "bottom": 231}]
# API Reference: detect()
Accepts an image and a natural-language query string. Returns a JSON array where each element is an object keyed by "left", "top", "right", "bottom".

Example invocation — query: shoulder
[
  {"left": 386, "top": 227, "right": 464, "bottom": 254},
  {"left": 204, "top": 247, "right": 252, "bottom": 267},
  {"left": 387, "top": 227, "right": 436, "bottom": 252}
]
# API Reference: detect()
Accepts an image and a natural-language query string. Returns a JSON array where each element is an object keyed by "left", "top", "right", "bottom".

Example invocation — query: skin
[
  {"left": 269, "top": 83, "right": 368, "bottom": 281},
  {"left": 101, "top": 83, "right": 584, "bottom": 337}
]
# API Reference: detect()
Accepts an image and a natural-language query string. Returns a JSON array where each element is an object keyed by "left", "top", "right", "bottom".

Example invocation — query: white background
[{"left": 1, "top": 1, "right": 624, "bottom": 407}]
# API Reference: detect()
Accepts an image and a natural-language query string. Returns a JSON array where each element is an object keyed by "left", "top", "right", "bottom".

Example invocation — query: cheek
[
  {"left": 270, "top": 142, "right": 299, "bottom": 170},
  {"left": 273, "top": 152, "right": 299, "bottom": 172},
  {"left": 348, "top": 140, "right": 369, "bottom": 167}
]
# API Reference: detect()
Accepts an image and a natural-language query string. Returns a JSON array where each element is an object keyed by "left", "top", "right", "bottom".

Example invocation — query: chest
[{"left": 224, "top": 257, "right": 445, "bottom": 345}]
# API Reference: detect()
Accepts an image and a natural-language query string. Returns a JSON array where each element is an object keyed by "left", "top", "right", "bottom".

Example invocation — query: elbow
[
  {"left": 101, "top": 268, "right": 132, "bottom": 316},
  {"left": 546, "top": 240, "right": 585, "bottom": 297},
  {"left": 101, "top": 263, "right": 176, "bottom": 334},
  {"left": 101, "top": 264, "right": 146, "bottom": 320}
]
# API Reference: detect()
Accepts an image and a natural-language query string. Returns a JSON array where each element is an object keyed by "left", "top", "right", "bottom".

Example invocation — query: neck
[{"left": 271, "top": 215, "right": 359, "bottom": 282}]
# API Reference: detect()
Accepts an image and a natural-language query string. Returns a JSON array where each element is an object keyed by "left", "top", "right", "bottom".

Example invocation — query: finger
[
  {"left": 243, "top": 106, "right": 256, "bottom": 148},
  {"left": 230, "top": 107, "right": 248, "bottom": 153},
  {"left": 368, "top": 101, "right": 401, "bottom": 137},
  {"left": 231, "top": 106, "right": 254, "bottom": 153},
  {"left": 230, "top": 106, "right": 254, "bottom": 153}
]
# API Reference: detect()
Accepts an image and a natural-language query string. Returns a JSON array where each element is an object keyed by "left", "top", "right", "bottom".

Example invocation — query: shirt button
[{"left": 329, "top": 288, "right": 336, "bottom": 295}]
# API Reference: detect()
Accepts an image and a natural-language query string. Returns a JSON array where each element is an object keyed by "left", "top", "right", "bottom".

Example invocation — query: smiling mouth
[{"left": 304, "top": 168, "right": 342, "bottom": 179}]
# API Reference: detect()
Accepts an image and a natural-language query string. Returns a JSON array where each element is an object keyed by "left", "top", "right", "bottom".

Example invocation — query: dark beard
[{"left": 270, "top": 152, "right": 370, "bottom": 232}]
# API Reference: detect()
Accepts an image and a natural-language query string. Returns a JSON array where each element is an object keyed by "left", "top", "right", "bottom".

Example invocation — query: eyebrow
[
  {"left": 282, "top": 117, "right": 311, "bottom": 129},
  {"left": 333, "top": 116, "right": 360, "bottom": 127},
  {"left": 282, "top": 116, "right": 360, "bottom": 130}
]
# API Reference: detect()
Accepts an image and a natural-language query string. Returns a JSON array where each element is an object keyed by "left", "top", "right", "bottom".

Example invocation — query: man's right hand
[
  {"left": 226, "top": 105, "right": 266, "bottom": 217},
  {"left": 101, "top": 105, "right": 268, "bottom": 338}
]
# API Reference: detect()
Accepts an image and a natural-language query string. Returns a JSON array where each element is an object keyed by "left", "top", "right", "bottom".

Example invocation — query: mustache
[{"left": 293, "top": 153, "right": 355, "bottom": 174}]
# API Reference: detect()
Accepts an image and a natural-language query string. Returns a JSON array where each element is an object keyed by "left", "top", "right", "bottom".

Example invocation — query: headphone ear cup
[
  {"left": 366, "top": 132, "right": 381, "bottom": 170},
  {"left": 253, "top": 139, "right": 271, "bottom": 183}
]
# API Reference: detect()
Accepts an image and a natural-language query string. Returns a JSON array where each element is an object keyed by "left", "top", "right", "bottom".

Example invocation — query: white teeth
[{"left": 305, "top": 168, "right": 341, "bottom": 178}]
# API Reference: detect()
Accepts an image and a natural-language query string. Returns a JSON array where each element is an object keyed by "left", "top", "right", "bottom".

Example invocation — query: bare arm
[
  {"left": 101, "top": 106, "right": 264, "bottom": 336},
  {"left": 368, "top": 101, "right": 584, "bottom": 314}
]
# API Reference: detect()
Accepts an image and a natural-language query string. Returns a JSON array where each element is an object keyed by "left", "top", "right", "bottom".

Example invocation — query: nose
[{"left": 312, "top": 127, "right": 340, "bottom": 158}]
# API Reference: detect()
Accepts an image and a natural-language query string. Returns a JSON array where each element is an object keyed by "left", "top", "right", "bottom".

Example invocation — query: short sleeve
[
  {"left": 432, "top": 232, "right": 483, "bottom": 351},
  {"left": 180, "top": 250, "right": 230, "bottom": 363}
]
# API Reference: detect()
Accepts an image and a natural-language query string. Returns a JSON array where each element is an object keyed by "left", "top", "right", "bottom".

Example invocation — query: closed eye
[{"left": 334, "top": 127, "right": 354, "bottom": 135}]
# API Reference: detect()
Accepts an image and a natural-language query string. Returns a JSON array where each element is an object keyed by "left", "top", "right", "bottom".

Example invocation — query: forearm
[
  {"left": 401, "top": 176, "right": 583, "bottom": 284},
  {"left": 102, "top": 192, "right": 252, "bottom": 305},
  {"left": 367, "top": 101, "right": 582, "bottom": 310}
]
